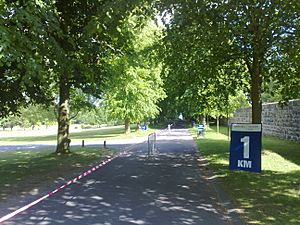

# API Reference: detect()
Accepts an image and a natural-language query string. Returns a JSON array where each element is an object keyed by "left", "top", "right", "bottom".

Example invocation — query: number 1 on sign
[{"left": 240, "top": 136, "right": 250, "bottom": 159}]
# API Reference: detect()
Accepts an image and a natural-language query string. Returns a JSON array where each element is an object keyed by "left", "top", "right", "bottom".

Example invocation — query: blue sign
[
  {"left": 198, "top": 124, "right": 205, "bottom": 130},
  {"left": 229, "top": 124, "right": 262, "bottom": 173},
  {"left": 197, "top": 124, "right": 205, "bottom": 136}
]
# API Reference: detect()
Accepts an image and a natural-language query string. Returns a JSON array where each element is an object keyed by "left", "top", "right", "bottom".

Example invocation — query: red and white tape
[{"left": 0, "top": 151, "right": 127, "bottom": 224}]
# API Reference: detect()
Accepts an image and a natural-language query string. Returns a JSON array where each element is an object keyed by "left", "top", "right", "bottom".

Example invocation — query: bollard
[
  {"left": 82, "top": 140, "right": 84, "bottom": 147},
  {"left": 104, "top": 140, "right": 106, "bottom": 148}
]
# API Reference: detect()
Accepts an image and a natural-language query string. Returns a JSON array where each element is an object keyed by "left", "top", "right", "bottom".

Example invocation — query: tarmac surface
[
  {"left": 0, "top": 129, "right": 244, "bottom": 225},
  {"left": 0, "top": 137, "right": 147, "bottom": 153}
]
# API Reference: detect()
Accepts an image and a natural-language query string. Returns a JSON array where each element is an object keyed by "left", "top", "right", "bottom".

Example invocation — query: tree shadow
[
  {"left": 0, "top": 147, "right": 115, "bottom": 204},
  {"left": 220, "top": 169, "right": 300, "bottom": 225},
  {"left": 210, "top": 126, "right": 300, "bottom": 167},
  {"left": 197, "top": 131, "right": 300, "bottom": 225},
  {"left": 1, "top": 144, "right": 242, "bottom": 224},
  {"left": 262, "top": 137, "right": 300, "bottom": 166}
]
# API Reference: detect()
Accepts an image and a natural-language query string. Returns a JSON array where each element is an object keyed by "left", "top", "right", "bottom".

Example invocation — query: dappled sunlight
[
  {"left": 0, "top": 146, "right": 114, "bottom": 206},
  {"left": 263, "top": 137, "right": 300, "bottom": 167},
  {"left": 1, "top": 129, "right": 243, "bottom": 224},
  {"left": 262, "top": 150, "right": 300, "bottom": 172},
  {"left": 11, "top": 157, "right": 231, "bottom": 224},
  {"left": 222, "top": 170, "right": 300, "bottom": 224},
  {"left": 0, "top": 126, "right": 152, "bottom": 147},
  {"left": 204, "top": 126, "right": 300, "bottom": 168},
  {"left": 194, "top": 127, "right": 300, "bottom": 224}
]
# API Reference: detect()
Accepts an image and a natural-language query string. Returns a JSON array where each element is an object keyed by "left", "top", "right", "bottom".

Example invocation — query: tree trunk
[
  {"left": 206, "top": 115, "right": 209, "bottom": 128},
  {"left": 249, "top": 12, "right": 263, "bottom": 124},
  {"left": 56, "top": 74, "right": 71, "bottom": 154},
  {"left": 216, "top": 115, "right": 219, "bottom": 133},
  {"left": 136, "top": 122, "right": 141, "bottom": 131},
  {"left": 250, "top": 68, "right": 262, "bottom": 124},
  {"left": 202, "top": 116, "right": 206, "bottom": 126},
  {"left": 251, "top": 34, "right": 263, "bottom": 124},
  {"left": 125, "top": 118, "right": 131, "bottom": 134},
  {"left": 226, "top": 108, "right": 230, "bottom": 139}
]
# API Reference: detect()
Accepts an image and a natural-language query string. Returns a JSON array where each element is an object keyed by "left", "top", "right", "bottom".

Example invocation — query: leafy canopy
[{"left": 103, "top": 17, "right": 166, "bottom": 125}]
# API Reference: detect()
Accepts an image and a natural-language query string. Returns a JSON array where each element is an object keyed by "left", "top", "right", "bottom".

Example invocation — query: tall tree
[
  {"left": 103, "top": 18, "right": 166, "bottom": 134},
  {"left": 158, "top": 0, "right": 300, "bottom": 123},
  {"left": 1, "top": 0, "right": 154, "bottom": 154},
  {"left": 53, "top": 0, "right": 157, "bottom": 153},
  {"left": 0, "top": 1, "right": 59, "bottom": 117}
]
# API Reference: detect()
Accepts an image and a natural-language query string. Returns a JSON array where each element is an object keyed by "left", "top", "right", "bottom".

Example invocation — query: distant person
[
  {"left": 192, "top": 121, "right": 195, "bottom": 127},
  {"left": 168, "top": 124, "right": 171, "bottom": 133}
]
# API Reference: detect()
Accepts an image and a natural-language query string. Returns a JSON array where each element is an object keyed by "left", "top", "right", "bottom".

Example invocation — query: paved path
[
  {"left": 1, "top": 129, "right": 244, "bottom": 225},
  {"left": 0, "top": 137, "right": 147, "bottom": 153}
]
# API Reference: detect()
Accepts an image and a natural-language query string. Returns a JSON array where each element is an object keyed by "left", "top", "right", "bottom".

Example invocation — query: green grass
[
  {"left": 0, "top": 147, "right": 115, "bottom": 202},
  {"left": 192, "top": 126, "right": 300, "bottom": 225},
  {"left": 0, "top": 125, "right": 155, "bottom": 203},
  {"left": 0, "top": 126, "right": 156, "bottom": 145}
]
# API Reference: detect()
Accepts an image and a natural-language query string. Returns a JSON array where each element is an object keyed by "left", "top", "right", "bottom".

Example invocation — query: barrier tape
[{"left": 0, "top": 151, "right": 128, "bottom": 224}]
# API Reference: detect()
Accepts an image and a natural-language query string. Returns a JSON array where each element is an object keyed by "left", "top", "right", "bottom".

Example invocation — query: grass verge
[
  {"left": 0, "top": 126, "right": 154, "bottom": 205},
  {"left": 0, "top": 126, "right": 156, "bottom": 145},
  {"left": 191, "top": 126, "right": 300, "bottom": 225},
  {"left": 0, "top": 147, "right": 115, "bottom": 204}
]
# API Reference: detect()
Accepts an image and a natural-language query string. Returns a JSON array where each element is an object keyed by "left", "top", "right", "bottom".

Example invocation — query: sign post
[{"left": 229, "top": 123, "right": 262, "bottom": 173}]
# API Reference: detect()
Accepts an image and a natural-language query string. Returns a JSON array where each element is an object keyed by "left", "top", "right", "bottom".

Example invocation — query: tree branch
[{"left": 69, "top": 110, "right": 79, "bottom": 120}]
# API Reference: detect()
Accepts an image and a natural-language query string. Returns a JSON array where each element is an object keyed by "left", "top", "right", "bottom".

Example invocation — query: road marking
[{"left": 0, "top": 152, "right": 126, "bottom": 224}]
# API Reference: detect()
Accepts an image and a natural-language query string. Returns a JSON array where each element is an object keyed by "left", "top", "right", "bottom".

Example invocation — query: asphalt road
[
  {"left": 1, "top": 129, "right": 244, "bottom": 225},
  {"left": 0, "top": 137, "right": 147, "bottom": 153}
]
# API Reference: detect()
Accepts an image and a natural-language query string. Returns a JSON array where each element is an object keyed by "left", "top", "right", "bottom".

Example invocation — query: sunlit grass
[
  {"left": 0, "top": 126, "right": 155, "bottom": 145},
  {"left": 191, "top": 126, "right": 300, "bottom": 225}
]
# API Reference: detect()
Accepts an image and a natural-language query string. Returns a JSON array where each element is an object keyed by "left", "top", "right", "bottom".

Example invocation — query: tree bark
[
  {"left": 125, "top": 118, "right": 131, "bottom": 134},
  {"left": 226, "top": 105, "right": 230, "bottom": 139},
  {"left": 216, "top": 115, "right": 220, "bottom": 133},
  {"left": 56, "top": 74, "right": 71, "bottom": 154},
  {"left": 206, "top": 115, "right": 209, "bottom": 128},
  {"left": 250, "top": 14, "right": 263, "bottom": 124},
  {"left": 250, "top": 65, "right": 262, "bottom": 124}
]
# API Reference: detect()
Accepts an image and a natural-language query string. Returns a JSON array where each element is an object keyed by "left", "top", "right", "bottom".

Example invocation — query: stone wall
[{"left": 230, "top": 99, "right": 300, "bottom": 141}]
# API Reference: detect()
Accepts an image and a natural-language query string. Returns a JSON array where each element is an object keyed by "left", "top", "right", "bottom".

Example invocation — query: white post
[{"left": 168, "top": 124, "right": 171, "bottom": 133}]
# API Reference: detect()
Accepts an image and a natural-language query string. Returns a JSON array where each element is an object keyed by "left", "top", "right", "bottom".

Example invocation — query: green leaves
[
  {"left": 83, "top": 16, "right": 103, "bottom": 36},
  {"left": 103, "top": 18, "right": 166, "bottom": 128},
  {"left": 0, "top": 0, "right": 59, "bottom": 117},
  {"left": 157, "top": 0, "right": 299, "bottom": 121},
  {"left": 0, "top": 0, "right": 153, "bottom": 117}
]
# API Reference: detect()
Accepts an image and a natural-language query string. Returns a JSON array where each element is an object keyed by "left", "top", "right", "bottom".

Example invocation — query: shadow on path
[{"left": 2, "top": 129, "right": 244, "bottom": 225}]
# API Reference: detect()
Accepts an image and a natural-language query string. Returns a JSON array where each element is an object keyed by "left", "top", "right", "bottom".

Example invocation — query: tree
[
  {"left": 157, "top": 31, "right": 248, "bottom": 123},
  {"left": 1, "top": 0, "right": 154, "bottom": 154},
  {"left": 0, "top": 1, "right": 59, "bottom": 117},
  {"left": 0, "top": 114, "right": 19, "bottom": 130},
  {"left": 103, "top": 18, "right": 166, "bottom": 134},
  {"left": 53, "top": 1, "right": 158, "bottom": 152},
  {"left": 157, "top": 0, "right": 300, "bottom": 123},
  {"left": 75, "top": 106, "right": 109, "bottom": 126},
  {"left": 19, "top": 104, "right": 57, "bottom": 129}
]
